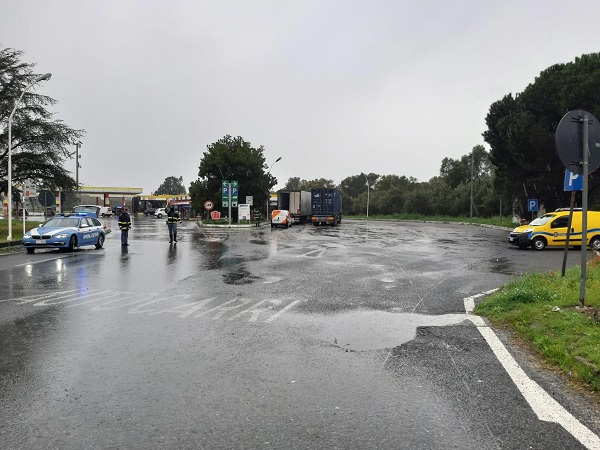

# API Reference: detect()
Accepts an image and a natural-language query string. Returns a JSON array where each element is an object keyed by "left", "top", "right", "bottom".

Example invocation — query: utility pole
[
  {"left": 75, "top": 141, "right": 82, "bottom": 204},
  {"left": 363, "top": 173, "right": 370, "bottom": 218},
  {"left": 470, "top": 151, "right": 474, "bottom": 220}
]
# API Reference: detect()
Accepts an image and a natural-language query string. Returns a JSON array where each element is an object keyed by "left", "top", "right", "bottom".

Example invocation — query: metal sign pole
[
  {"left": 561, "top": 191, "right": 576, "bottom": 277},
  {"left": 580, "top": 114, "right": 589, "bottom": 307},
  {"left": 228, "top": 182, "right": 232, "bottom": 226}
]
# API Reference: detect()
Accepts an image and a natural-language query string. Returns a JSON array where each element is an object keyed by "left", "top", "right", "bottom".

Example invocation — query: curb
[
  {"left": 0, "top": 240, "right": 21, "bottom": 249},
  {"left": 196, "top": 221, "right": 262, "bottom": 228}
]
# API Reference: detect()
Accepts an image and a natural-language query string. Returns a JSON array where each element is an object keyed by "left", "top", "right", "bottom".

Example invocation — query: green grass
[
  {"left": 347, "top": 214, "right": 516, "bottom": 227},
  {"left": 475, "top": 261, "right": 600, "bottom": 392},
  {"left": 0, "top": 217, "right": 30, "bottom": 242}
]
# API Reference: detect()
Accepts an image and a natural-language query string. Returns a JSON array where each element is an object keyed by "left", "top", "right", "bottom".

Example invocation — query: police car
[{"left": 22, "top": 212, "right": 107, "bottom": 253}]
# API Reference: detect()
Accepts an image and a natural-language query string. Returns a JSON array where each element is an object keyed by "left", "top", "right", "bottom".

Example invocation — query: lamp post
[
  {"left": 75, "top": 141, "right": 82, "bottom": 204},
  {"left": 266, "top": 157, "right": 282, "bottom": 225},
  {"left": 7, "top": 72, "right": 52, "bottom": 241},
  {"left": 470, "top": 151, "right": 474, "bottom": 220},
  {"left": 363, "top": 173, "right": 370, "bottom": 218}
]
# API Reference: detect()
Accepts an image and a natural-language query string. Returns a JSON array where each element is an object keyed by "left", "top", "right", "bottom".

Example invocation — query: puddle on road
[
  {"left": 294, "top": 310, "right": 470, "bottom": 352},
  {"left": 487, "top": 257, "right": 519, "bottom": 275},
  {"left": 222, "top": 267, "right": 262, "bottom": 285}
]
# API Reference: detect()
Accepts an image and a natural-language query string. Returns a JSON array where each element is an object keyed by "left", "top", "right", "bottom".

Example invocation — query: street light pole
[
  {"left": 266, "top": 157, "right": 282, "bottom": 225},
  {"left": 75, "top": 141, "right": 82, "bottom": 204},
  {"left": 7, "top": 72, "right": 52, "bottom": 241},
  {"left": 363, "top": 174, "right": 370, "bottom": 218},
  {"left": 470, "top": 151, "right": 474, "bottom": 220}
]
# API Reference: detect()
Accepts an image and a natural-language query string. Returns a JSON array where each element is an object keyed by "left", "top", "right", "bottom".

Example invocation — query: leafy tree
[
  {"left": 282, "top": 177, "right": 336, "bottom": 191},
  {"left": 339, "top": 173, "right": 379, "bottom": 199},
  {"left": 154, "top": 176, "right": 186, "bottom": 195},
  {"left": 188, "top": 178, "right": 210, "bottom": 215},
  {"left": 192, "top": 135, "right": 275, "bottom": 218},
  {"left": 484, "top": 53, "right": 600, "bottom": 212},
  {"left": 282, "top": 177, "right": 303, "bottom": 190},
  {"left": 370, "top": 175, "right": 417, "bottom": 215},
  {"left": 0, "top": 47, "right": 82, "bottom": 194},
  {"left": 302, "top": 178, "right": 336, "bottom": 189}
]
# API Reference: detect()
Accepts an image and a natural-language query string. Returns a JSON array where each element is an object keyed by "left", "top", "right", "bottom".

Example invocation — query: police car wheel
[
  {"left": 532, "top": 237, "right": 546, "bottom": 251},
  {"left": 68, "top": 235, "right": 77, "bottom": 251},
  {"left": 95, "top": 234, "right": 105, "bottom": 249}
]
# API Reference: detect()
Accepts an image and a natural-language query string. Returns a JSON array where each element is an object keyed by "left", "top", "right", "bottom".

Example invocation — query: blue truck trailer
[{"left": 310, "top": 188, "right": 342, "bottom": 226}]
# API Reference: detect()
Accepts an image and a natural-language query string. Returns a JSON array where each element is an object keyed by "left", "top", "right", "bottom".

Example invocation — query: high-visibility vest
[{"left": 167, "top": 212, "right": 179, "bottom": 224}]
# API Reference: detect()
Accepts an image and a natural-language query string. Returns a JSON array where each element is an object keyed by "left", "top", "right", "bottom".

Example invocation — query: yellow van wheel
[
  {"left": 532, "top": 237, "right": 547, "bottom": 251},
  {"left": 590, "top": 236, "right": 600, "bottom": 251}
]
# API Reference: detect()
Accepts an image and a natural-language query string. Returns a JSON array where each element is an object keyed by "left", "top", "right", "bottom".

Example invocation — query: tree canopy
[
  {"left": 484, "top": 53, "right": 600, "bottom": 212},
  {"left": 0, "top": 47, "right": 82, "bottom": 194},
  {"left": 282, "top": 177, "right": 335, "bottom": 190},
  {"left": 154, "top": 176, "right": 186, "bottom": 195},
  {"left": 190, "top": 135, "right": 276, "bottom": 217}
]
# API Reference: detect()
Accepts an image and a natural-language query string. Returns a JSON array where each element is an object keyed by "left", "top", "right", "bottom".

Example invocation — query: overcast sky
[{"left": 3, "top": 0, "right": 600, "bottom": 195}]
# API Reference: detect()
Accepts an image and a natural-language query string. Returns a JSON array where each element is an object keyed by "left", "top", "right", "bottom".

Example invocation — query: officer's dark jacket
[
  {"left": 118, "top": 212, "right": 131, "bottom": 230},
  {"left": 166, "top": 209, "right": 180, "bottom": 224}
]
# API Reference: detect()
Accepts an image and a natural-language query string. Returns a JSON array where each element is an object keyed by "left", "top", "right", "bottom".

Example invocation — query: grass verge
[
  {"left": 0, "top": 218, "right": 27, "bottom": 241},
  {"left": 348, "top": 214, "right": 516, "bottom": 227},
  {"left": 475, "top": 258, "right": 600, "bottom": 393}
]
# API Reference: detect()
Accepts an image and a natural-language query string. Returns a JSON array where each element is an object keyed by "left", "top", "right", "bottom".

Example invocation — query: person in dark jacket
[
  {"left": 118, "top": 207, "right": 131, "bottom": 246},
  {"left": 166, "top": 206, "right": 180, "bottom": 243}
]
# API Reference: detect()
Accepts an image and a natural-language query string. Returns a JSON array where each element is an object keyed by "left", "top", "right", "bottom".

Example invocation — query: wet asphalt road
[{"left": 1, "top": 216, "right": 599, "bottom": 449}]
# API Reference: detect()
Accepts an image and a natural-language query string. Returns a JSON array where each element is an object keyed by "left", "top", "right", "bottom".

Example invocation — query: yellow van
[{"left": 508, "top": 209, "right": 600, "bottom": 251}]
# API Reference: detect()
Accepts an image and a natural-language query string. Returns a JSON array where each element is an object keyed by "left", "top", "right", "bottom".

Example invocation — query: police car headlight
[{"left": 55, "top": 233, "right": 68, "bottom": 238}]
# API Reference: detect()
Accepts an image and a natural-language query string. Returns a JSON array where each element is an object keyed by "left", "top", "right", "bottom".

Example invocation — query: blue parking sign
[
  {"left": 564, "top": 169, "right": 583, "bottom": 191},
  {"left": 527, "top": 199, "right": 538, "bottom": 212}
]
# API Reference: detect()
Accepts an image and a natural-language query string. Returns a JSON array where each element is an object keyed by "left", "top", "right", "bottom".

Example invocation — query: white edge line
[{"left": 465, "top": 292, "right": 600, "bottom": 449}]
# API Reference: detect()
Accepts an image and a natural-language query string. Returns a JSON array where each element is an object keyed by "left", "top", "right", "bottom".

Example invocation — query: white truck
[{"left": 276, "top": 190, "right": 311, "bottom": 224}]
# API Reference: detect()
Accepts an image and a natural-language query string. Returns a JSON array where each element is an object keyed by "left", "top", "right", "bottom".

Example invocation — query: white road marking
[
  {"left": 466, "top": 294, "right": 600, "bottom": 449},
  {"left": 265, "top": 300, "right": 301, "bottom": 322},
  {"left": 14, "top": 256, "right": 70, "bottom": 267},
  {"left": 2, "top": 288, "right": 301, "bottom": 324},
  {"left": 299, "top": 248, "right": 328, "bottom": 258},
  {"left": 0, "top": 289, "right": 77, "bottom": 303}
]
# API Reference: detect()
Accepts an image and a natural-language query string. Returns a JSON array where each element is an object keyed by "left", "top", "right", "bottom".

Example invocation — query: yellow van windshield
[{"left": 530, "top": 214, "right": 556, "bottom": 226}]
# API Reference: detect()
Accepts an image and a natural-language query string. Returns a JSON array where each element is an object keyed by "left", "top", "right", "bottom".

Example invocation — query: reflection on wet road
[{"left": 1, "top": 216, "right": 598, "bottom": 449}]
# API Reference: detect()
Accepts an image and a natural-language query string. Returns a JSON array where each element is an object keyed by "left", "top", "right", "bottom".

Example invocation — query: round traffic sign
[
  {"left": 204, "top": 200, "right": 214, "bottom": 211},
  {"left": 38, "top": 190, "right": 54, "bottom": 207},
  {"left": 556, "top": 109, "right": 600, "bottom": 174}
]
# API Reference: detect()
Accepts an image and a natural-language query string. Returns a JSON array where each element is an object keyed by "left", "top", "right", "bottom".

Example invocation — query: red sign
[
  {"left": 204, "top": 200, "right": 214, "bottom": 211},
  {"left": 210, "top": 211, "right": 221, "bottom": 220}
]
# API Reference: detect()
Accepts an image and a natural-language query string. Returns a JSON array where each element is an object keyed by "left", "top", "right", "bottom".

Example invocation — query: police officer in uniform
[
  {"left": 166, "top": 206, "right": 180, "bottom": 243},
  {"left": 118, "top": 207, "right": 131, "bottom": 246}
]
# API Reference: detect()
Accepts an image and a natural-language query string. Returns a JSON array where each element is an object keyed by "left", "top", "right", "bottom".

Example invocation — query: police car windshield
[
  {"left": 43, "top": 218, "right": 80, "bottom": 228},
  {"left": 74, "top": 206, "right": 99, "bottom": 213},
  {"left": 529, "top": 214, "right": 555, "bottom": 226}
]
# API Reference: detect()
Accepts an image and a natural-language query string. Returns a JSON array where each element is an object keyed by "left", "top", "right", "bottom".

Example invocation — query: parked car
[
  {"left": 155, "top": 208, "right": 167, "bottom": 218},
  {"left": 144, "top": 207, "right": 157, "bottom": 216},
  {"left": 22, "top": 212, "right": 106, "bottom": 253},
  {"left": 271, "top": 209, "right": 293, "bottom": 228},
  {"left": 73, "top": 205, "right": 113, "bottom": 217}
]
